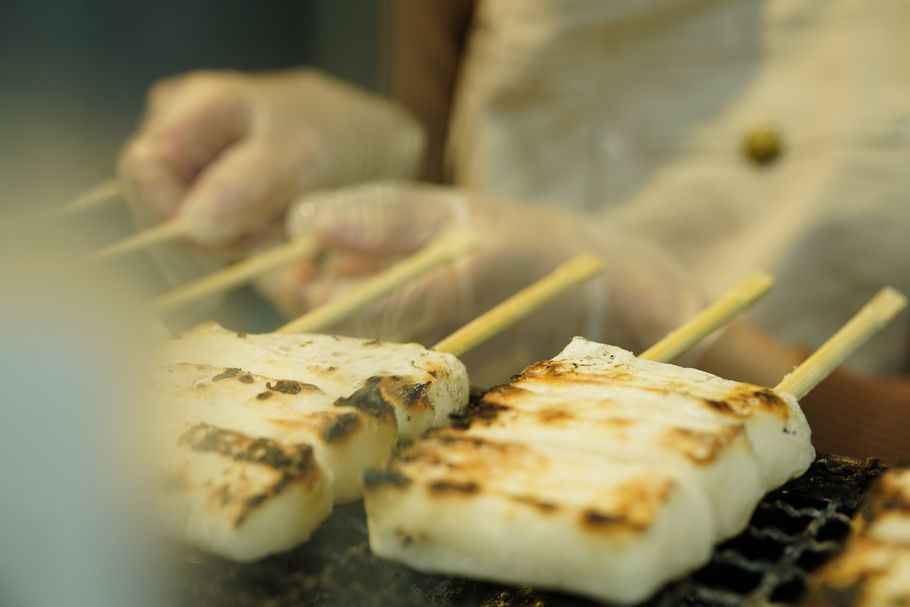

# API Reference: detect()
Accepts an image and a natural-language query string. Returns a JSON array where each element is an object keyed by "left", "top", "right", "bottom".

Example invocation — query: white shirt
[{"left": 449, "top": 0, "right": 910, "bottom": 375}]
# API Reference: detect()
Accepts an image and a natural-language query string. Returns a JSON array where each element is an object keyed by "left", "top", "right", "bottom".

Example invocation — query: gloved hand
[
  {"left": 257, "top": 181, "right": 705, "bottom": 386},
  {"left": 117, "top": 70, "right": 426, "bottom": 290}
]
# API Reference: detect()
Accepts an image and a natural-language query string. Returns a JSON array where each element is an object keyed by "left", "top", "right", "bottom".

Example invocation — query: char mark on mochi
[
  {"left": 212, "top": 368, "right": 242, "bottom": 382},
  {"left": 515, "top": 353, "right": 791, "bottom": 421},
  {"left": 335, "top": 374, "right": 432, "bottom": 420},
  {"left": 178, "top": 423, "right": 318, "bottom": 481},
  {"left": 520, "top": 359, "right": 633, "bottom": 384},
  {"left": 266, "top": 379, "right": 323, "bottom": 395},
  {"left": 210, "top": 368, "right": 258, "bottom": 384},
  {"left": 662, "top": 425, "right": 746, "bottom": 465},
  {"left": 363, "top": 468, "right": 412, "bottom": 490},
  {"left": 698, "top": 385, "right": 790, "bottom": 420},
  {"left": 321, "top": 412, "right": 361, "bottom": 443},
  {"left": 171, "top": 456, "right": 887, "bottom": 606},
  {"left": 512, "top": 494, "right": 559, "bottom": 513},
  {"left": 177, "top": 423, "right": 322, "bottom": 527},
  {"left": 428, "top": 480, "right": 480, "bottom": 495},
  {"left": 448, "top": 390, "right": 514, "bottom": 430}
]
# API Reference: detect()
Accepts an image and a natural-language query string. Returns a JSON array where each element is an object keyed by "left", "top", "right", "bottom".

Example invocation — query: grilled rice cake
[
  {"left": 158, "top": 363, "right": 398, "bottom": 503},
  {"left": 803, "top": 468, "right": 910, "bottom": 607},
  {"left": 536, "top": 337, "right": 813, "bottom": 488},
  {"left": 460, "top": 337, "right": 814, "bottom": 538},
  {"left": 364, "top": 432, "right": 715, "bottom": 605},
  {"left": 365, "top": 337, "right": 814, "bottom": 604},
  {"left": 158, "top": 322, "right": 469, "bottom": 440},
  {"left": 154, "top": 363, "right": 393, "bottom": 561},
  {"left": 462, "top": 389, "right": 763, "bottom": 539},
  {"left": 160, "top": 423, "right": 333, "bottom": 562}
]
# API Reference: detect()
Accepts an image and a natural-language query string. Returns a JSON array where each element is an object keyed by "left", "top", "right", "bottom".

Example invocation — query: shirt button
[{"left": 743, "top": 127, "right": 783, "bottom": 166}]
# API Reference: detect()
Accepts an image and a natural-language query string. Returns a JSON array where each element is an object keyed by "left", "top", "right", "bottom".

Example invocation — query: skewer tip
[{"left": 775, "top": 286, "right": 906, "bottom": 400}]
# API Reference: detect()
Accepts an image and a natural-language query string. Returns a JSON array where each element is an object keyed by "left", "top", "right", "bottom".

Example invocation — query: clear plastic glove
[
  {"left": 117, "top": 70, "right": 425, "bottom": 289},
  {"left": 258, "top": 181, "right": 705, "bottom": 386}
]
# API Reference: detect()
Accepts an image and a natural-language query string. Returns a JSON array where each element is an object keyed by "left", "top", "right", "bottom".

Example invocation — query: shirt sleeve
[{"left": 386, "top": 0, "right": 477, "bottom": 183}]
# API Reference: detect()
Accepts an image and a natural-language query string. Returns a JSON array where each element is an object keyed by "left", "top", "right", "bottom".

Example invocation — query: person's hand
[
  {"left": 118, "top": 69, "right": 426, "bottom": 252},
  {"left": 257, "top": 182, "right": 705, "bottom": 385}
]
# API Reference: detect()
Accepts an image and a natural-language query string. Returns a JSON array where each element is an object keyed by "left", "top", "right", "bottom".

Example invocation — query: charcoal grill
[{"left": 171, "top": 454, "right": 886, "bottom": 607}]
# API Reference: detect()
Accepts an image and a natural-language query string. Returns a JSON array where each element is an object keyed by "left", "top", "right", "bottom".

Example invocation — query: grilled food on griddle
[
  {"left": 158, "top": 322, "right": 469, "bottom": 440},
  {"left": 364, "top": 337, "right": 815, "bottom": 604},
  {"left": 154, "top": 323, "right": 469, "bottom": 561},
  {"left": 803, "top": 467, "right": 910, "bottom": 606}
]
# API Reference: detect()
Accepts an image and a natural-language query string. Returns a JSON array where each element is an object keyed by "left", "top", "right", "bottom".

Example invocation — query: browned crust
[
  {"left": 479, "top": 386, "right": 744, "bottom": 466},
  {"left": 178, "top": 423, "right": 318, "bottom": 479},
  {"left": 511, "top": 494, "right": 558, "bottom": 513},
  {"left": 177, "top": 423, "right": 321, "bottom": 527},
  {"left": 661, "top": 425, "right": 745, "bottom": 465},
  {"left": 579, "top": 478, "right": 675, "bottom": 533},
  {"left": 363, "top": 468, "right": 412, "bottom": 490},
  {"left": 203, "top": 367, "right": 321, "bottom": 393},
  {"left": 212, "top": 368, "right": 242, "bottom": 382},
  {"left": 507, "top": 360, "right": 791, "bottom": 420},
  {"left": 321, "top": 412, "right": 361, "bottom": 443},
  {"left": 334, "top": 375, "right": 430, "bottom": 422},
  {"left": 265, "top": 379, "right": 322, "bottom": 395},
  {"left": 429, "top": 479, "right": 479, "bottom": 494},
  {"left": 383, "top": 433, "right": 672, "bottom": 533}
]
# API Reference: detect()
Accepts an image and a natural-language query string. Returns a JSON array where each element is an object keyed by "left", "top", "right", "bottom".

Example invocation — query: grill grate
[{"left": 172, "top": 455, "right": 887, "bottom": 607}]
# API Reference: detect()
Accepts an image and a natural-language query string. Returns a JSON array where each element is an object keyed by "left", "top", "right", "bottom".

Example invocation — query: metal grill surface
[{"left": 172, "top": 455, "right": 887, "bottom": 607}]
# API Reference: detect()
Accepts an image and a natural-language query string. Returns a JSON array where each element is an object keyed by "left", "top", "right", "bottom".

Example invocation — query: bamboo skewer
[
  {"left": 639, "top": 271, "right": 775, "bottom": 363},
  {"left": 79, "top": 217, "right": 189, "bottom": 266},
  {"left": 276, "top": 230, "right": 479, "bottom": 334},
  {"left": 433, "top": 254, "right": 605, "bottom": 357},
  {"left": 55, "top": 179, "right": 123, "bottom": 217},
  {"left": 150, "top": 236, "right": 319, "bottom": 315},
  {"left": 776, "top": 287, "right": 907, "bottom": 400}
]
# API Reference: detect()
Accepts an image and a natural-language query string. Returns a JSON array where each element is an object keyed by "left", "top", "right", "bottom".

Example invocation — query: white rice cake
[
  {"left": 158, "top": 322, "right": 469, "bottom": 440},
  {"left": 462, "top": 387, "right": 763, "bottom": 539},
  {"left": 159, "top": 422, "right": 333, "bottom": 562},
  {"left": 538, "top": 337, "right": 814, "bottom": 488},
  {"left": 158, "top": 363, "right": 398, "bottom": 503},
  {"left": 366, "top": 337, "right": 814, "bottom": 604},
  {"left": 364, "top": 431, "right": 715, "bottom": 605}
]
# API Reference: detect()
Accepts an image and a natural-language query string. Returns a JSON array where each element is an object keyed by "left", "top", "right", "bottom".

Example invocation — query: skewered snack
[
  {"left": 158, "top": 363, "right": 400, "bottom": 502},
  {"left": 364, "top": 338, "right": 814, "bottom": 603},
  {"left": 154, "top": 324, "right": 468, "bottom": 561},
  {"left": 802, "top": 467, "right": 910, "bottom": 607},
  {"left": 154, "top": 362, "right": 400, "bottom": 561},
  {"left": 364, "top": 288, "right": 905, "bottom": 605},
  {"left": 158, "top": 419, "right": 334, "bottom": 563},
  {"left": 151, "top": 256, "right": 607, "bottom": 562},
  {"left": 454, "top": 337, "right": 790, "bottom": 538},
  {"left": 158, "top": 322, "right": 470, "bottom": 441}
]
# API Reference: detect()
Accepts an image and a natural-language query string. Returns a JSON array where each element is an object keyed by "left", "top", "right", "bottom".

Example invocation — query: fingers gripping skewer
[
  {"left": 151, "top": 236, "right": 319, "bottom": 314},
  {"left": 433, "top": 255, "right": 605, "bottom": 357},
  {"left": 639, "top": 271, "right": 775, "bottom": 363},
  {"left": 79, "top": 217, "right": 189, "bottom": 266},
  {"left": 776, "top": 287, "right": 907, "bottom": 400},
  {"left": 277, "top": 230, "right": 479, "bottom": 334},
  {"left": 55, "top": 179, "right": 123, "bottom": 217}
]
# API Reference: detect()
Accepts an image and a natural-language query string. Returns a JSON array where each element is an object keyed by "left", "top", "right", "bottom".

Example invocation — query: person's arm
[
  {"left": 387, "top": 0, "right": 477, "bottom": 183},
  {"left": 698, "top": 321, "right": 910, "bottom": 462}
]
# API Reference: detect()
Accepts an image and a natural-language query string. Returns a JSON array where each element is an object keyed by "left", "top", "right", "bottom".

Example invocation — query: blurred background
[
  {"left": 0, "top": 6, "right": 388, "bottom": 605},
  {"left": 0, "top": 0, "right": 382, "bottom": 330}
]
